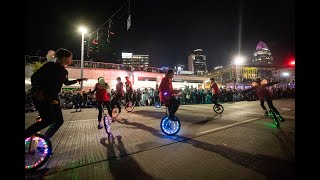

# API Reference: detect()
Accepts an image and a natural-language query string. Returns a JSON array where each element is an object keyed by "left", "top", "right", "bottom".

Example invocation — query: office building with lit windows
[
  {"left": 252, "top": 41, "right": 274, "bottom": 66},
  {"left": 122, "top": 53, "right": 149, "bottom": 71},
  {"left": 188, "top": 49, "right": 207, "bottom": 75}
]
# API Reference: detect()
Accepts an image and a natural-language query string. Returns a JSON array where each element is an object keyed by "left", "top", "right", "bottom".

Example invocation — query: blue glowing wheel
[
  {"left": 160, "top": 115, "right": 181, "bottom": 136},
  {"left": 25, "top": 134, "right": 52, "bottom": 172},
  {"left": 155, "top": 102, "right": 161, "bottom": 108}
]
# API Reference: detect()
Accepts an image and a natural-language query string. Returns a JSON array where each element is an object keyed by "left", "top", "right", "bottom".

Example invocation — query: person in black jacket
[{"left": 25, "top": 48, "right": 87, "bottom": 139}]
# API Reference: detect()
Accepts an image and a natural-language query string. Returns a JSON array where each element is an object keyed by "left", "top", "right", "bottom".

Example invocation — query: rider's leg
[
  {"left": 260, "top": 99, "right": 268, "bottom": 116},
  {"left": 266, "top": 98, "right": 279, "bottom": 114},
  {"left": 266, "top": 98, "right": 285, "bottom": 121},
  {"left": 126, "top": 91, "right": 133, "bottom": 104},
  {"left": 97, "top": 101, "right": 103, "bottom": 129},
  {"left": 212, "top": 94, "right": 218, "bottom": 105},
  {"left": 168, "top": 98, "right": 180, "bottom": 118},
  {"left": 44, "top": 104, "right": 64, "bottom": 139},
  {"left": 115, "top": 96, "right": 121, "bottom": 113},
  {"left": 125, "top": 93, "right": 129, "bottom": 103},
  {"left": 129, "top": 92, "right": 134, "bottom": 104},
  {"left": 25, "top": 102, "right": 53, "bottom": 138},
  {"left": 110, "top": 98, "right": 116, "bottom": 109},
  {"left": 105, "top": 101, "right": 114, "bottom": 122}
]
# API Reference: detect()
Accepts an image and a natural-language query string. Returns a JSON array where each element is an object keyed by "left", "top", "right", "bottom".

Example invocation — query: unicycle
[
  {"left": 111, "top": 96, "right": 121, "bottom": 119},
  {"left": 155, "top": 102, "right": 161, "bottom": 108},
  {"left": 268, "top": 108, "right": 280, "bottom": 128},
  {"left": 102, "top": 108, "right": 114, "bottom": 138},
  {"left": 160, "top": 106, "right": 181, "bottom": 136},
  {"left": 125, "top": 101, "right": 134, "bottom": 112},
  {"left": 213, "top": 103, "right": 224, "bottom": 114},
  {"left": 25, "top": 117, "right": 52, "bottom": 172}
]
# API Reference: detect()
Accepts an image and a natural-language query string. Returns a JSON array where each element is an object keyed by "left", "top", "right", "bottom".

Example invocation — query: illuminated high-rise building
[{"left": 188, "top": 49, "right": 207, "bottom": 75}]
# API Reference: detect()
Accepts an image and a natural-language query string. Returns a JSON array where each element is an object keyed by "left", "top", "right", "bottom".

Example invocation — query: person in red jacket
[
  {"left": 91, "top": 77, "right": 113, "bottom": 129},
  {"left": 210, "top": 77, "right": 220, "bottom": 105},
  {"left": 125, "top": 76, "right": 134, "bottom": 103},
  {"left": 111, "top": 77, "right": 124, "bottom": 113},
  {"left": 159, "top": 69, "right": 180, "bottom": 118}
]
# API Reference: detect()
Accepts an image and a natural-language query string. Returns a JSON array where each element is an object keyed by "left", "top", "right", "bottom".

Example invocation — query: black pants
[
  {"left": 111, "top": 95, "right": 121, "bottom": 111},
  {"left": 97, "top": 101, "right": 112, "bottom": 123},
  {"left": 166, "top": 97, "right": 180, "bottom": 118},
  {"left": 155, "top": 95, "right": 160, "bottom": 103},
  {"left": 25, "top": 101, "right": 63, "bottom": 139},
  {"left": 212, "top": 94, "right": 219, "bottom": 105},
  {"left": 125, "top": 91, "right": 133, "bottom": 103},
  {"left": 260, "top": 98, "right": 280, "bottom": 115}
]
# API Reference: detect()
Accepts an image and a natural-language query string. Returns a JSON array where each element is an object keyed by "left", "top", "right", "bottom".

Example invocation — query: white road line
[
  {"left": 195, "top": 117, "right": 261, "bottom": 136},
  {"left": 66, "top": 119, "right": 97, "bottom": 123}
]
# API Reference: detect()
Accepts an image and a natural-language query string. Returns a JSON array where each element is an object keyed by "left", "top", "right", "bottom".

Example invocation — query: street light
[
  {"left": 78, "top": 26, "right": 88, "bottom": 90},
  {"left": 234, "top": 56, "right": 245, "bottom": 66},
  {"left": 233, "top": 55, "right": 245, "bottom": 89}
]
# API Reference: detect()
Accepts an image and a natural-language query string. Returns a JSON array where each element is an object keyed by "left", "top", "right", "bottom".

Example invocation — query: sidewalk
[{"left": 25, "top": 99, "right": 295, "bottom": 179}]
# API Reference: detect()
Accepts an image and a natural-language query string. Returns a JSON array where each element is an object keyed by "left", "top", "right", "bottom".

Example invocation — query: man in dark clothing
[{"left": 25, "top": 48, "right": 88, "bottom": 139}]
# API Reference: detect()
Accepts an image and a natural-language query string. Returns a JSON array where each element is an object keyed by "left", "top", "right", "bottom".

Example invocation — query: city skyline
[{"left": 25, "top": 0, "right": 294, "bottom": 70}]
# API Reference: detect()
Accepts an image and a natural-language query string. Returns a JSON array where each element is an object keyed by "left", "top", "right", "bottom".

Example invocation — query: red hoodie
[
  {"left": 159, "top": 76, "right": 173, "bottom": 103},
  {"left": 94, "top": 83, "right": 110, "bottom": 102}
]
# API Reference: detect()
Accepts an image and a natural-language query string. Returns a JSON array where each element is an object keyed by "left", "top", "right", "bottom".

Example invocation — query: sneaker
[
  {"left": 36, "top": 116, "right": 42, "bottom": 122},
  {"left": 277, "top": 114, "right": 285, "bottom": 122},
  {"left": 98, "top": 124, "right": 103, "bottom": 129},
  {"left": 264, "top": 111, "right": 269, "bottom": 116}
]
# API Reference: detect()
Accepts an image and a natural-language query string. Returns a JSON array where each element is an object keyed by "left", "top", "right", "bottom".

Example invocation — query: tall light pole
[
  {"left": 78, "top": 26, "right": 87, "bottom": 90},
  {"left": 234, "top": 55, "right": 245, "bottom": 89}
]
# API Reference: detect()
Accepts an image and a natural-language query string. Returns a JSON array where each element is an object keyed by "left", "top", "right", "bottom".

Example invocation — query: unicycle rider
[{"left": 159, "top": 69, "right": 180, "bottom": 119}]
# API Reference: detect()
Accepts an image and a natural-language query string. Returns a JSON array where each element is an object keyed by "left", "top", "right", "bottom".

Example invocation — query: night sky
[{"left": 25, "top": 0, "right": 294, "bottom": 70}]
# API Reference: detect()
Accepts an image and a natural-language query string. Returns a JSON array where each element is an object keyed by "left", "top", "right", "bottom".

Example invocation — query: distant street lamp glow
[{"left": 282, "top": 72, "right": 290, "bottom": 76}]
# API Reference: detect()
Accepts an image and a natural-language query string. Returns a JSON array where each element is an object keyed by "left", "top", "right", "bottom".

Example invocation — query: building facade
[
  {"left": 25, "top": 63, "right": 210, "bottom": 92},
  {"left": 188, "top": 49, "right": 207, "bottom": 76},
  {"left": 122, "top": 53, "right": 149, "bottom": 71},
  {"left": 209, "top": 65, "right": 275, "bottom": 89},
  {"left": 271, "top": 67, "right": 295, "bottom": 88},
  {"left": 252, "top": 41, "right": 274, "bottom": 66}
]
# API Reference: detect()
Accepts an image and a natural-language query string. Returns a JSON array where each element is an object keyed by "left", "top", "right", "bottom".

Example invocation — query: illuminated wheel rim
[
  {"left": 125, "top": 102, "right": 134, "bottom": 112},
  {"left": 213, "top": 104, "right": 224, "bottom": 114},
  {"left": 160, "top": 116, "right": 181, "bottom": 136},
  {"left": 25, "top": 135, "right": 51, "bottom": 171},
  {"left": 272, "top": 116, "right": 280, "bottom": 128},
  {"left": 155, "top": 102, "right": 161, "bottom": 108},
  {"left": 112, "top": 107, "right": 120, "bottom": 118},
  {"left": 104, "top": 116, "right": 111, "bottom": 134},
  {"left": 269, "top": 111, "right": 280, "bottom": 128}
]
